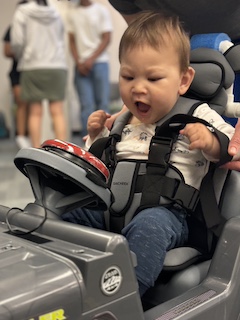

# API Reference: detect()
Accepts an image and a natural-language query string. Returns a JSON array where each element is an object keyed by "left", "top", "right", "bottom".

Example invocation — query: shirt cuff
[{"left": 85, "top": 126, "right": 110, "bottom": 150}]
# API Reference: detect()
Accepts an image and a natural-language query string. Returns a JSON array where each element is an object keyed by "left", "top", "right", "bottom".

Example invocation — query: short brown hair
[{"left": 119, "top": 11, "right": 191, "bottom": 72}]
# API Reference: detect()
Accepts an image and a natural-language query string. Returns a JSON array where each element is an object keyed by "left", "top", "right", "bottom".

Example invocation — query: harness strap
[
  {"left": 89, "top": 99, "right": 232, "bottom": 241},
  {"left": 200, "top": 163, "right": 225, "bottom": 238},
  {"left": 89, "top": 98, "right": 201, "bottom": 166},
  {"left": 212, "top": 127, "right": 233, "bottom": 167},
  {"left": 199, "top": 128, "right": 232, "bottom": 238},
  {"left": 89, "top": 136, "right": 111, "bottom": 160},
  {"left": 140, "top": 175, "right": 199, "bottom": 211},
  {"left": 139, "top": 114, "right": 232, "bottom": 217},
  {"left": 139, "top": 114, "right": 212, "bottom": 212},
  {"left": 89, "top": 112, "right": 133, "bottom": 173}
]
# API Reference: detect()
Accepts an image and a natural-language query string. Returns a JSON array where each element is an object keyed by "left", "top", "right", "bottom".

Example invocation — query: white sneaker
[{"left": 16, "top": 135, "right": 32, "bottom": 149}]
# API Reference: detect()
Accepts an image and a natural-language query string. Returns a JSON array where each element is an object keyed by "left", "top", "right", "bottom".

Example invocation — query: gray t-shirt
[{"left": 109, "top": 0, "right": 240, "bottom": 40}]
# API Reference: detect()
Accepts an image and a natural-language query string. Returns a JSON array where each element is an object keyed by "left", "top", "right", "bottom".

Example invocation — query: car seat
[
  {"left": 142, "top": 169, "right": 240, "bottom": 309},
  {"left": 142, "top": 34, "right": 240, "bottom": 310}
]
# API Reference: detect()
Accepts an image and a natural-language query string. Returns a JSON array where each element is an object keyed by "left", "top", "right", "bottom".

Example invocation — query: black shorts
[{"left": 9, "top": 69, "right": 20, "bottom": 87}]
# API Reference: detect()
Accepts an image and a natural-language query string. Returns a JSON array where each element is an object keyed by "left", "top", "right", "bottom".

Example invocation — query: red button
[{"left": 41, "top": 139, "right": 110, "bottom": 182}]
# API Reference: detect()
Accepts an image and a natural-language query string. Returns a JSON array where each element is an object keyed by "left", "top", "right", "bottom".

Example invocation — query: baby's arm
[
  {"left": 87, "top": 110, "right": 111, "bottom": 140},
  {"left": 180, "top": 123, "right": 221, "bottom": 160}
]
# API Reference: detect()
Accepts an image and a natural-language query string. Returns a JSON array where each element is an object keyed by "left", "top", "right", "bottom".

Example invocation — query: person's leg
[
  {"left": 74, "top": 68, "right": 95, "bottom": 137},
  {"left": 122, "top": 206, "right": 188, "bottom": 296},
  {"left": 12, "top": 84, "right": 31, "bottom": 148},
  {"left": 49, "top": 100, "right": 67, "bottom": 142},
  {"left": 233, "top": 38, "right": 240, "bottom": 103},
  {"left": 62, "top": 207, "right": 106, "bottom": 230},
  {"left": 13, "top": 85, "right": 28, "bottom": 136},
  {"left": 93, "top": 62, "right": 110, "bottom": 113},
  {"left": 28, "top": 102, "right": 43, "bottom": 148}
]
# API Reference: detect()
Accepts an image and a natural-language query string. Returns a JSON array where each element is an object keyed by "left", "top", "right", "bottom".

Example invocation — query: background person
[
  {"left": 10, "top": 0, "right": 68, "bottom": 148},
  {"left": 2, "top": 0, "right": 30, "bottom": 149},
  {"left": 67, "top": 0, "right": 113, "bottom": 140}
]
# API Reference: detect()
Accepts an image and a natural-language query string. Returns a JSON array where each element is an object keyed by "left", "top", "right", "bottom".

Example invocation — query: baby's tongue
[{"left": 137, "top": 102, "right": 150, "bottom": 113}]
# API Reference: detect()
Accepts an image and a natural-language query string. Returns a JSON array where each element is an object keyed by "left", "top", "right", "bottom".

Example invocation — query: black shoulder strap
[
  {"left": 140, "top": 113, "right": 216, "bottom": 212},
  {"left": 88, "top": 136, "right": 112, "bottom": 160},
  {"left": 89, "top": 111, "right": 132, "bottom": 170},
  {"left": 142, "top": 109, "right": 233, "bottom": 238},
  {"left": 199, "top": 127, "right": 232, "bottom": 238}
]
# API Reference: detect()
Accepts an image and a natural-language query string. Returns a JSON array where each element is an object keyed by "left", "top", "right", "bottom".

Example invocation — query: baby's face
[{"left": 119, "top": 44, "right": 189, "bottom": 124}]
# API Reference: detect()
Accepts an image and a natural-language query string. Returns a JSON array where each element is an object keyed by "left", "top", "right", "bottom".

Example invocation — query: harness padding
[
  {"left": 98, "top": 98, "right": 232, "bottom": 236},
  {"left": 109, "top": 161, "right": 181, "bottom": 222},
  {"left": 103, "top": 98, "right": 204, "bottom": 232},
  {"left": 110, "top": 161, "right": 139, "bottom": 213}
]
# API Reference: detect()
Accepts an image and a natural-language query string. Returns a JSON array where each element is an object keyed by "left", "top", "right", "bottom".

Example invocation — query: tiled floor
[{"left": 0, "top": 135, "right": 83, "bottom": 210}]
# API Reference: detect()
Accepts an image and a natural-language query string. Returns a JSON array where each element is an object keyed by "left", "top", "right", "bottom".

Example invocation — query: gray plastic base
[
  {"left": 0, "top": 214, "right": 144, "bottom": 320},
  {"left": 1, "top": 205, "right": 240, "bottom": 319}
]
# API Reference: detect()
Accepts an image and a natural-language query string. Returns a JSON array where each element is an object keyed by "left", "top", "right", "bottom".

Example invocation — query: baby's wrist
[{"left": 88, "top": 130, "right": 100, "bottom": 141}]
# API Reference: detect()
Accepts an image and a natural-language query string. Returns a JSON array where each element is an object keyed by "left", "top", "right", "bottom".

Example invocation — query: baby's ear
[{"left": 178, "top": 66, "right": 195, "bottom": 95}]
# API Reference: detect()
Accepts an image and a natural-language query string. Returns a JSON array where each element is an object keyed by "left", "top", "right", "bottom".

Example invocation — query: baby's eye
[
  {"left": 148, "top": 77, "right": 161, "bottom": 82},
  {"left": 122, "top": 75, "right": 134, "bottom": 81}
]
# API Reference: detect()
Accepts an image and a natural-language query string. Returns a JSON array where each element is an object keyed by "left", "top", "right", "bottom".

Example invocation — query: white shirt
[
  {"left": 11, "top": 2, "right": 67, "bottom": 71},
  {"left": 86, "top": 103, "right": 234, "bottom": 190},
  {"left": 67, "top": 2, "right": 113, "bottom": 63}
]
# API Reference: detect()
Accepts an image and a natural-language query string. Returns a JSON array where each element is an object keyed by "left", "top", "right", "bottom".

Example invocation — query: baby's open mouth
[{"left": 136, "top": 102, "right": 150, "bottom": 113}]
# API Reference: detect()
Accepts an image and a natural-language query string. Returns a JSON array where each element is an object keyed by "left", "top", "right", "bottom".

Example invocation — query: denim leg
[
  {"left": 92, "top": 62, "right": 110, "bottom": 113},
  {"left": 74, "top": 68, "right": 95, "bottom": 137},
  {"left": 122, "top": 206, "right": 188, "bottom": 296},
  {"left": 234, "top": 73, "right": 240, "bottom": 102},
  {"left": 62, "top": 207, "right": 106, "bottom": 230},
  {"left": 234, "top": 38, "right": 240, "bottom": 102}
]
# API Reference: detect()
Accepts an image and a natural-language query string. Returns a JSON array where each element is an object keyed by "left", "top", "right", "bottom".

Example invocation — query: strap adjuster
[
  {"left": 173, "top": 182, "right": 199, "bottom": 211},
  {"left": 147, "top": 136, "right": 173, "bottom": 174}
]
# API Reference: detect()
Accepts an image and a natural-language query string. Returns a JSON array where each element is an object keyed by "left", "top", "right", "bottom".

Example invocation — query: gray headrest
[
  {"left": 187, "top": 48, "right": 235, "bottom": 114},
  {"left": 224, "top": 44, "right": 240, "bottom": 73}
]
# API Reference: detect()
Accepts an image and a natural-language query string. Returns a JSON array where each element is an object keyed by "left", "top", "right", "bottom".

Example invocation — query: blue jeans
[
  {"left": 74, "top": 62, "right": 110, "bottom": 137},
  {"left": 62, "top": 205, "right": 188, "bottom": 296}
]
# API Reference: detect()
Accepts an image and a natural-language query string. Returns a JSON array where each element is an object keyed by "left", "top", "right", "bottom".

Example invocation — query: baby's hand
[
  {"left": 180, "top": 123, "right": 220, "bottom": 158},
  {"left": 87, "top": 110, "right": 111, "bottom": 140}
]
